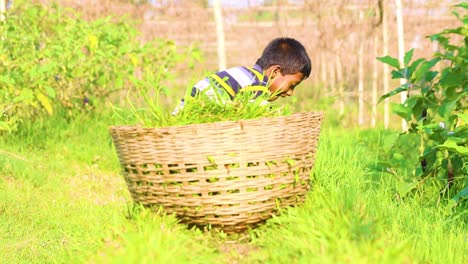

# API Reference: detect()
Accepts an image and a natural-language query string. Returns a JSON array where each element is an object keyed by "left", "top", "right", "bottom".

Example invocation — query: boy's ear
[{"left": 267, "top": 65, "right": 282, "bottom": 77}]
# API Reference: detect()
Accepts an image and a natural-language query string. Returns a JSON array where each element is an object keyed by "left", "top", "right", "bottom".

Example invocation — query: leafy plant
[
  {"left": 0, "top": 0, "right": 201, "bottom": 133},
  {"left": 376, "top": 3, "right": 467, "bottom": 205},
  {"left": 112, "top": 81, "right": 294, "bottom": 128}
]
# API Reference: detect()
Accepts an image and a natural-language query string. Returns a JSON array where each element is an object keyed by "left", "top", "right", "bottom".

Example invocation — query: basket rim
[{"left": 109, "top": 111, "right": 323, "bottom": 131}]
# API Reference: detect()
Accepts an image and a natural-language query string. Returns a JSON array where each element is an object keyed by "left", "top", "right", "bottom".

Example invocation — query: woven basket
[{"left": 110, "top": 112, "right": 323, "bottom": 233}]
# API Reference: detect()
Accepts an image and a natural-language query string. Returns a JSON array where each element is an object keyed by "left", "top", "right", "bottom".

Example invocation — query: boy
[{"left": 173, "top": 37, "right": 311, "bottom": 114}]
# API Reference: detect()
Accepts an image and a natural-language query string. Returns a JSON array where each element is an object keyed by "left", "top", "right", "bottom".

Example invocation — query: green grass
[
  {"left": 243, "top": 130, "right": 466, "bottom": 263},
  {"left": 0, "top": 111, "right": 465, "bottom": 264}
]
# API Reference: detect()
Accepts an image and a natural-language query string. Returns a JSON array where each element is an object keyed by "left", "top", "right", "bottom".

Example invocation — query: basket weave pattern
[{"left": 110, "top": 112, "right": 323, "bottom": 232}]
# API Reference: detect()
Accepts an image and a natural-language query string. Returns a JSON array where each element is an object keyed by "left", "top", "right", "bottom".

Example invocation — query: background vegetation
[
  {"left": 34, "top": 0, "right": 461, "bottom": 128},
  {"left": 0, "top": 1, "right": 466, "bottom": 263}
]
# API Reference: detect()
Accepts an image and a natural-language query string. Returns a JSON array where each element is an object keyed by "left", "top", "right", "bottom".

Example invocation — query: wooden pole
[
  {"left": 382, "top": 0, "right": 390, "bottom": 129},
  {"left": 358, "top": 10, "right": 365, "bottom": 126},
  {"left": 0, "top": 0, "right": 6, "bottom": 22},
  {"left": 320, "top": 53, "right": 327, "bottom": 88},
  {"left": 371, "top": 33, "right": 379, "bottom": 127},
  {"left": 328, "top": 55, "right": 336, "bottom": 95},
  {"left": 336, "top": 55, "right": 344, "bottom": 115},
  {"left": 213, "top": 0, "right": 226, "bottom": 70},
  {"left": 395, "top": 0, "right": 407, "bottom": 130}
]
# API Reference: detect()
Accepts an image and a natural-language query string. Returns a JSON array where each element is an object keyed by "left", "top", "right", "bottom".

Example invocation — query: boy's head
[{"left": 256, "top": 37, "right": 311, "bottom": 101}]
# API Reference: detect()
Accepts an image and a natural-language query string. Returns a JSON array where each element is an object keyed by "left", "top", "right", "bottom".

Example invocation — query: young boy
[{"left": 173, "top": 37, "right": 311, "bottom": 114}]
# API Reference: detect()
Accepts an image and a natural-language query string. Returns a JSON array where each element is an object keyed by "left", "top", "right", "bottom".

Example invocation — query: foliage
[
  {"left": 246, "top": 130, "right": 466, "bottom": 264},
  {"left": 377, "top": 3, "right": 467, "bottom": 205},
  {"left": 0, "top": 0, "right": 201, "bottom": 133},
  {"left": 112, "top": 78, "right": 295, "bottom": 127},
  {"left": 1, "top": 117, "right": 466, "bottom": 263}
]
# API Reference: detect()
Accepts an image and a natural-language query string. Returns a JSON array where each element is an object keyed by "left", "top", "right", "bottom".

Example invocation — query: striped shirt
[{"left": 172, "top": 64, "right": 269, "bottom": 114}]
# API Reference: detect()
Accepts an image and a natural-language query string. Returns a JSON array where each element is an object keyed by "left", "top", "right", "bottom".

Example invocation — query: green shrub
[
  {"left": 377, "top": 3, "right": 467, "bottom": 205},
  {"left": 0, "top": 0, "right": 200, "bottom": 132}
]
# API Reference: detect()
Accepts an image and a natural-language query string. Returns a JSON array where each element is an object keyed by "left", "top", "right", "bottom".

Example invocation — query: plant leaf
[
  {"left": 452, "top": 187, "right": 468, "bottom": 202},
  {"left": 455, "top": 2, "right": 468, "bottom": 9},
  {"left": 0, "top": 121, "right": 11, "bottom": 132},
  {"left": 391, "top": 69, "right": 405, "bottom": 79},
  {"left": 404, "top": 49, "right": 414, "bottom": 66},
  {"left": 378, "top": 84, "right": 408, "bottom": 103},
  {"left": 285, "top": 158, "right": 295, "bottom": 168},
  {"left": 397, "top": 181, "right": 418, "bottom": 198},
  {"left": 207, "top": 155, "right": 216, "bottom": 165},
  {"left": 437, "top": 139, "right": 468, "bottom": 155},
  {"left": 440, "top": 70, "right": 463, "bottom": 88},
  {"left": 45, "top": 86, "right": 56, "bottom": 99},
  {"left": 408, "top": 58, "right": 425, "bottom": 78},
  {"left": 414, "top": 58, "right": 441, "bottom": 81},
  {"left": 437, "top": 100, "right": 457, "bottom": 119},
  {"left": 377, "top": 56, "right": 400, "bottom": 68},
  {"left": 392, "top": 103, "right": 412, "bottom": 121},
  {"left": 36, "top": 92, "right": 53, "bottom": 115},
  {"left": 457, "top": 113, "right": 468, "bottom": 123}
]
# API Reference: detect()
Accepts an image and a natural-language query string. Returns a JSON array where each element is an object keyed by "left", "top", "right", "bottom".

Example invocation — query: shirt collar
[
  {"left": 253, "top": 64, "right": 263, "bottom": 72},
  {"left": 252, "top": 64, "right": 269, "bottom": 84}
]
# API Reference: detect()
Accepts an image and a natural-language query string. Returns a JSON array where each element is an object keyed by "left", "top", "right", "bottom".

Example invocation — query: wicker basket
[{"left": 110, "top": 112, "right": 323, "bottom": 233}]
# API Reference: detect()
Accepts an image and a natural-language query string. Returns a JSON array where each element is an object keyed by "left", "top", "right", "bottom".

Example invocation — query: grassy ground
[{"left": 0, "top": 111, "right": 466, "bottom": 264}]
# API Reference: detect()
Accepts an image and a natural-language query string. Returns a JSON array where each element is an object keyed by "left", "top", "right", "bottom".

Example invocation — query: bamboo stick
[
  {"left": 358, "top": 10, "right": 364, "bottom": 126},
  {"left": 320, "top": 53, "right": 327, "bottom": 90},
  {"left": 395, "top": 0, "right": 407, "bottom": 130},
  {"left": 383, "top": 0, "right": 390, "bottom": 129},
  {"left": 328, "top": 55, "right": 336, "bottom": 95},
  {"left": 0, "top": 0, "right": 6, "bottom": 22},
  {"left": 213, "top": 0, "right": 226, "bottom": 70},
  {"left": 372, "top": 34, "right": 379, "bottom": 127},
  {"left": 336, "top": 55, "right": 344, "bottom": 115}
]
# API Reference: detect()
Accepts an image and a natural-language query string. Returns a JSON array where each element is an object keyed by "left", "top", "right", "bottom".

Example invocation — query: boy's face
[{"left": 267, "top": 71, "right": 305, "bottom": 102}]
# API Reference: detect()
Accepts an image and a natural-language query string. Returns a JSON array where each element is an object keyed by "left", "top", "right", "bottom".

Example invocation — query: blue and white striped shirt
[{"left": 173, "top": 64, "right": 269, "bottom": 114}]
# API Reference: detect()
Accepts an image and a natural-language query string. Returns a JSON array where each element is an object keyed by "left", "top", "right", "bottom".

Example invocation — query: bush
[
  {"left": 377, "top": 3, "right": 467, "bottom": 205},
  {"left": 0, "top": 0, "right": 200, "bottom": 132}
]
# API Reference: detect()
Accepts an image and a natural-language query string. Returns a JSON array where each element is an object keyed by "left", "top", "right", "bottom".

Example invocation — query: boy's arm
[
  {"left": 171, "top": 79, "right": 206, "bottom": 116},
  {"left": 171, "top": 98, "right": 185, "bottom": 116},
  {"left": 172, "top": 77, "right": 226, "bottom": 115}
]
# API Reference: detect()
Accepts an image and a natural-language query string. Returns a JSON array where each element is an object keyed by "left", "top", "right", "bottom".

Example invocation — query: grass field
[{"left": 0, "top": 111, "right": 466, "bottom": 264}]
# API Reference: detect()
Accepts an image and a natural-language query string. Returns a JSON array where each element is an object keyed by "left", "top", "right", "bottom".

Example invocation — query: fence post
[
  {"left": 382, "top": 0, "right": 390, "bottom": 129},
  {"left": 213, "top": 0, "right": 226, "bottom": 70},
  {"left": 395, "top": 0, "right": 407, "bottom": 131},
  {"left": 358, "top": 10, "right": 365, "bottom": 126},
  {"left": 0, "top": 0, "right": 6, "bottom": 22},
  {"left": 371, "top": 33, "right": 379, "bottom": 127}
]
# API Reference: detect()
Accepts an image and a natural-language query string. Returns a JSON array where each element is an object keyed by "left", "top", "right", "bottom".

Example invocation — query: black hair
[{"left": 255, "top": 37, "right": 311, "bottom": 78}]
